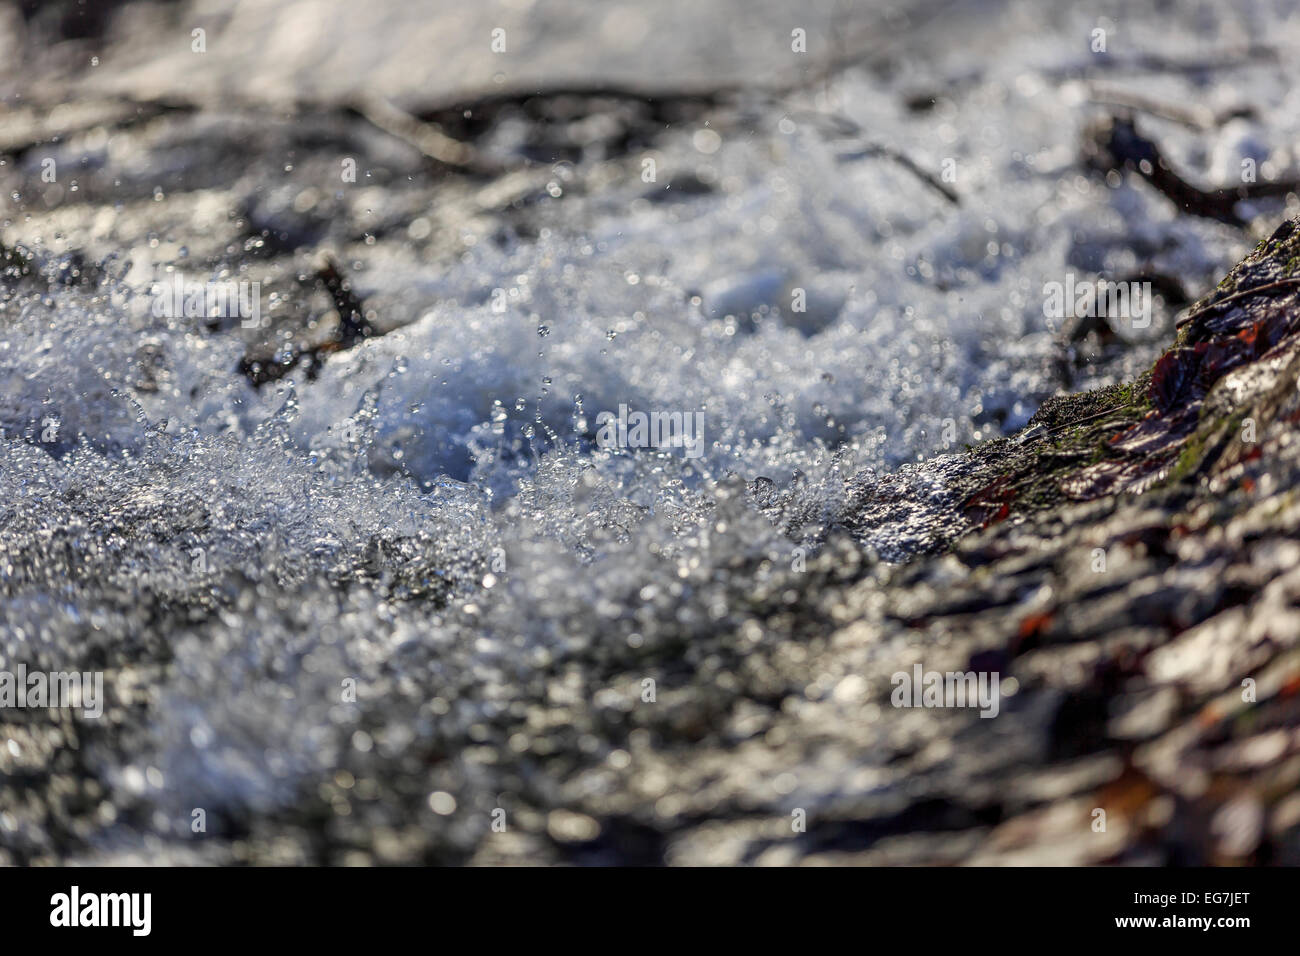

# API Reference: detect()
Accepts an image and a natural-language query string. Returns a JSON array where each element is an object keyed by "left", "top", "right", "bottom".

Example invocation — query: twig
[
  {"left": 837, "top": 143, "right": 960, "bottom": 205},
  {"left": 238, "top": 256, "right": 377, "bottom": 387},
  {"left": 1043, "top": 45, "right": 1278, "bottom": 81},
  {"left": 792, "top": 109, "right": 959, "bottom": 205},
  {"left": 1177, "top": 278, "right": 1300, "bottom": 326},
  {"left": 348, "top": 97, "right": 496, "bottom": 175},
  {"left": 1086, "top": 115, "right": 1300, "bottom": 227},
  {"left": 1084, "top": 83, "right": 1249, "bottom": 130}
]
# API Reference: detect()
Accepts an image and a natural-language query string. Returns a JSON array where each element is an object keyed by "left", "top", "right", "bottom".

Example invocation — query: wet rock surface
[{"left": 3, "top": 1, "right": 1300, "bottom": 866}]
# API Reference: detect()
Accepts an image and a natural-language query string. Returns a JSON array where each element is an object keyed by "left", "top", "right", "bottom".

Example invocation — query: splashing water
[{"left": 1, "top": 0, "right": 1297, "bottom": 861}]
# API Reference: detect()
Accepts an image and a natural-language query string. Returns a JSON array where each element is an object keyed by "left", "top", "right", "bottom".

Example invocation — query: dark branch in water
[
  {"left": 238, "top": 257, "right": 376, "bottom": 388},
  {"left": 314, "top": 257, "right": 372, "bottom": 352},
  {"left": 792, "top": 110, "right": 960, "bottom": 206},
  {"left": 347, "top": 97, "right": 499, "bottom": 176},
  {"left": 1084, "top": 114, "right": 1300, "bottom": 227},
  {"left": 1043, "top": 44, "right": 1279, "bottom": 80},
  {"left": 1085, "top": 83, "right": 1253, "bottom": 130},
  {"left": 0, "top": 98, "right": 194, "bottom": 158},
  {"left": 836, "top": 143, "right": 960, "bottom": 205}
]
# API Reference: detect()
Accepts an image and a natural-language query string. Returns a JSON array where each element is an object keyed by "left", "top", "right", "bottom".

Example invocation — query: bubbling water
[{"left": 1, "top": 0, "right": 1294, "bottom": 858}]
